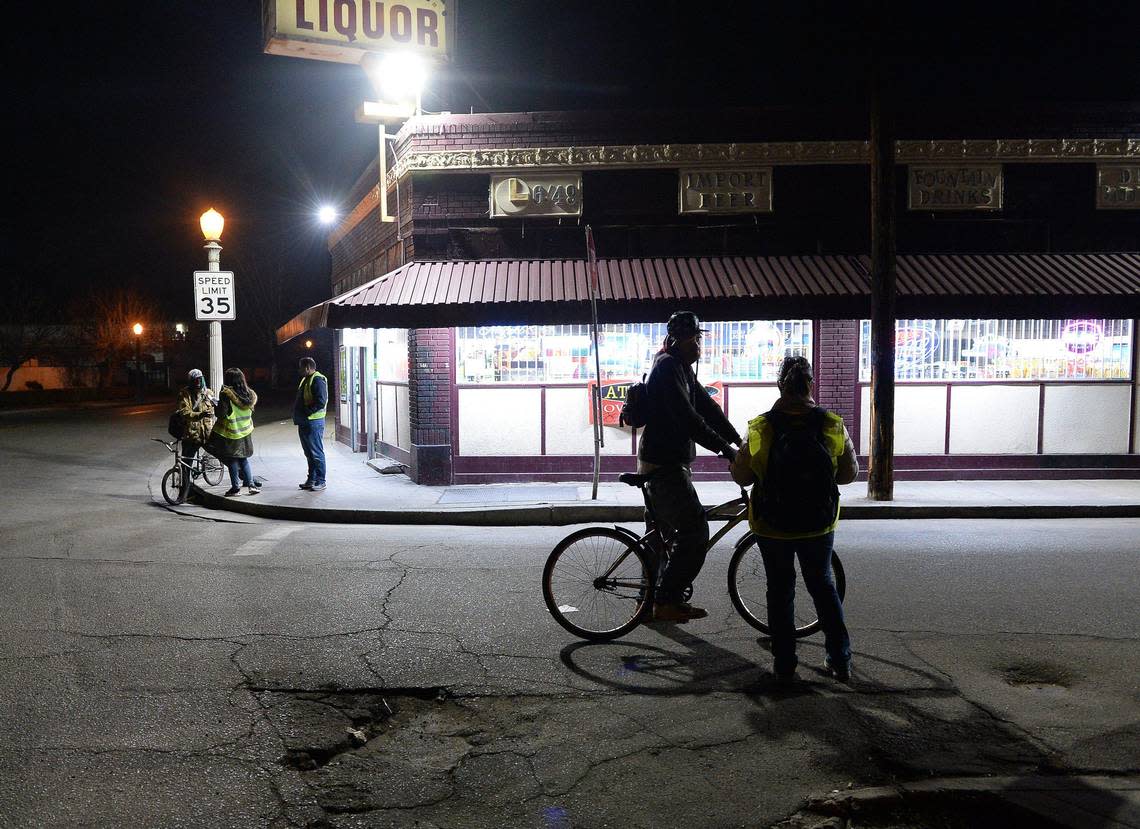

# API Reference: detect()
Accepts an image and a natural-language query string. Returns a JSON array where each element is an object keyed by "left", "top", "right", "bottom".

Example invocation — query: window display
[
  {"left": 858, "top": 318, "right": 1133, "bottom": 382},
  {"left": 456, "top": 321, "right": 812, "bottom": 384},
  {"left": 373, "top": 328, "right": 409, "bottom": 382}
]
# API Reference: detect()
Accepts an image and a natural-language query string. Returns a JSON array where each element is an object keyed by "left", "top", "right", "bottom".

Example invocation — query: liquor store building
[{"left": 279, "top": 109, "right": 1140, "bottom": 485}]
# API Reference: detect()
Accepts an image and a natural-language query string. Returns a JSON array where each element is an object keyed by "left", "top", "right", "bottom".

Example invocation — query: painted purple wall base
[{"left": 411, "top": 444, "right": 453, "bottom": 486}]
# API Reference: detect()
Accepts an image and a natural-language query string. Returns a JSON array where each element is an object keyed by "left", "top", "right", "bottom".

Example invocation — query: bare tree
[
  {"left": 0, "top": 277, "right": 55, "bottom": 392},
  {"left": 72, "top": 289, "right": 159, "bottom": 388}
]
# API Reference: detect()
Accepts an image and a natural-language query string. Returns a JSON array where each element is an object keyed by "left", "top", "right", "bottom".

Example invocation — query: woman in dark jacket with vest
[{"left": 207, "top": 367, "right": 260, "bottom": 497}]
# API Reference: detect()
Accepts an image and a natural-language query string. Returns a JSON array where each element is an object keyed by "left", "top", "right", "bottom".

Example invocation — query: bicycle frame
[
  {"left": 153, "top": 438, "right": 209, "bottom": 478},
  {"left": 593, "top": 491, "right": 751, "bottom": 591}
]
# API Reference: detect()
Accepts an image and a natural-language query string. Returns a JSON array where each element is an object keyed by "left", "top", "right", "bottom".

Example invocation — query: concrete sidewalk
[{"left": 181, "top": 419, "right": 1140, "bottom": 525}]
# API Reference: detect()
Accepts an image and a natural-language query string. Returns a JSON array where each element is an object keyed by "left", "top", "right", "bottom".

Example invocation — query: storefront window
[
  {"left": 373, "top": 328, "right": 409, "bottom": 382},
  {"left": 456, "top": 321, "right": 812, "bottom": 384},
  {"left": 858, "top": 318, "right": 1134, "bottom": 382}
]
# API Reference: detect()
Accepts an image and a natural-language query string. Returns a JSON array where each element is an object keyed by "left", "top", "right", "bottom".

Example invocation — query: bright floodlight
[
  {"left": 132, "top": 323, "right": 144, "bottom": 336},
  {"left": 373, "top": 52, "right": 427, "bottom": 102},
  {"left": 200, "top": 208, "right": 224, "bottom": 241},
  {"left": 318, "top": 205, "right": 337, "bottom": 225}
]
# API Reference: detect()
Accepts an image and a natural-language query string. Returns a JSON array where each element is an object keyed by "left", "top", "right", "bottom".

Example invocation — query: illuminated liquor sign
[
  {"left": 908, "top": 165, "right": 1003, "bottom": 210},
  {"left": 490, "top": 174, "right": 583, "bottom": 218},
  {"left": 262, "top": 0, "right": 454, "bottom": 64},
  {"left": 1096, "top": 165, "right": 1139, "bottom": 209},
  {"left": 678, "top": 167, "right": 772, "bottom": 214}
]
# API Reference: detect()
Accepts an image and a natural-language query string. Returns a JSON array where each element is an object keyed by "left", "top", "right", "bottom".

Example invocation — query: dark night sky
[{"left": 8, "top": 1, "right": 1140, "bottom": 329}]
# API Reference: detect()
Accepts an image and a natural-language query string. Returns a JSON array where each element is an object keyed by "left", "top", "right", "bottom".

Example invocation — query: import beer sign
[{"left": 263, "top": 0, "right": 454, "bottom": 64}]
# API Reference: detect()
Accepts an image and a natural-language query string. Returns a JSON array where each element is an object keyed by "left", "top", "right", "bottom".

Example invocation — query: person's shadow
[{"left": 558, "top": 625, "right": 1132, "bottom": 826}]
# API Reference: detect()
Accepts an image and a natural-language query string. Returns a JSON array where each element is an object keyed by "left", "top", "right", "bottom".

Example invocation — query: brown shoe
[{"left": 652, "top": 602, "right": 708, "bottom": 622}]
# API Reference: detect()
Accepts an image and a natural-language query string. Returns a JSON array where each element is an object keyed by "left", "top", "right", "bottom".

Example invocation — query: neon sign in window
[{"left": 858, "top": 319, "right": 1133, "bottom": 382}]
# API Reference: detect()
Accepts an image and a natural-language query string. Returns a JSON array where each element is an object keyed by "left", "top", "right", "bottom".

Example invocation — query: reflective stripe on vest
[
  {"left": 215, "top": 399, "right": 254, "bottom": 440},
  {"left": 299, "top": 371, "right": 327, "bottom": 420}
]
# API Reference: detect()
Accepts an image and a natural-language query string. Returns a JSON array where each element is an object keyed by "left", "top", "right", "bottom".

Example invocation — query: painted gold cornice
[
  {"left": 383, "top": 138, "right": 1139, "bottom": 186},
  {"left": 333, "top": 138, "right": 1138, "bottom": 241}
]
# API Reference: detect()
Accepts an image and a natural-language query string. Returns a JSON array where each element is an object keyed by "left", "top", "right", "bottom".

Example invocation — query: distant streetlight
[
  {"left": 199, "top": 208, "right": 226, "bottom": 394},
  {"left": 304, "top": 339, "right": 313, "bottom": 349},
  {"left": 132, "top": 323, "right": 144, "bottom": 402},
  {"left": 318, "top": 205, "right": 337, "bottom": 225}
]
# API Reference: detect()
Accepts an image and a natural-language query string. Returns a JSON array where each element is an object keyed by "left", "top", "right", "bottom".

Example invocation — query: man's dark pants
[
  {"left": 298, "top": 418, "right": 326, "bottom": 486},
  {"left": 644, "top": 465, "right": 709, "bottom": 603},
  {"left": 757, "top": 532, "right": 851, "bottom": 674}
]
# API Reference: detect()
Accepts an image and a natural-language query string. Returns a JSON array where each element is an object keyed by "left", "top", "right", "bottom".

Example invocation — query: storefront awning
[{"left": 278, "top": 252, "right": 1140, "bottom": 342}]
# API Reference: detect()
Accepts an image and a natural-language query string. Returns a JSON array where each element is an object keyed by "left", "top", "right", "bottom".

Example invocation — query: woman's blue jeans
[
  {"left": 757, "top": 532, "right": 851, "bottom": 675},
  {"left": 226, "top": 457, "right": 253, "bottom": 488}
]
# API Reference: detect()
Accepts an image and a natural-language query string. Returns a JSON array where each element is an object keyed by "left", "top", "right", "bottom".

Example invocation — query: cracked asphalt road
[{"left": 0, "top": 405, "right": 1137, "bottom": 827}]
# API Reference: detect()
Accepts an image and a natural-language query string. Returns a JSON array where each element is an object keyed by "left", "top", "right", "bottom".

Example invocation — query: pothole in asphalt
[
  {"left": 997, "top": 659, "right": 1076, "bottom": 689},
  {"left": 777, "top": 790, "right": 1069, "bottom": 829},
  {"left": 259, "top": 686, "right": 551, "bottom": 818},
  {"left": 262, "top": 686, "right": 448, "bottom": 772}
]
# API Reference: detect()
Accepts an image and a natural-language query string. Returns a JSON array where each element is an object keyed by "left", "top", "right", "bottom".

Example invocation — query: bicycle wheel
[
  {"left": 543, "top": 528, "right": 654, "bottom": 642},
  {"left": 728, "top": 534, "right": 846, "bottom": 638},
  {"left": 161, "top": 467, "right": 188, "bottom": 505},
  {"left": 200, "top": 455, "right": 224, "bottom": 487}
]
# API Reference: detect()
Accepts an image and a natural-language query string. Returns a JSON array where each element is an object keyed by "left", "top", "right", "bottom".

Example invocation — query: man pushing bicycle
[{"left": 637, "top": 311, "right": 741, "bottom": 623}]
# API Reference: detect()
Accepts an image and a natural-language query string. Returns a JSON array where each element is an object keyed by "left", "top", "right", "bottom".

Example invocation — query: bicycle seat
[{"left": 618, "top": 472, "right": 650, "bottom": 488}]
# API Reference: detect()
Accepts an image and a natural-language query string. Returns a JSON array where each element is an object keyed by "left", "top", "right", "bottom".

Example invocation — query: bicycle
[
  {"left": 152, "top": 438, "right": 225, "bottom": 505},
  {"left": 542, "top": 472, "right": 846, "bottom": 642}
]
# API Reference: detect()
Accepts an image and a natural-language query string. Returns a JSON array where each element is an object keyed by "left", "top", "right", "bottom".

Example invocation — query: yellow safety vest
[
  {"left": 746, "top": 409, "right": 847, "bottom": 539},
  {"left": 299, "top": 371, "right": 327, "bottom": 420},
  {"left": 215, "top": 394, "right": 254, "bottom": 440}
]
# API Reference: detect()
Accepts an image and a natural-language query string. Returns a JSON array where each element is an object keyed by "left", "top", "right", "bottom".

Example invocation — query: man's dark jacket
[
  {"left": 637, "top": 351, "right": 740, "bottom": 465},
  {"left": 292, "top": 374, "right": 329, "bottom": 425}
]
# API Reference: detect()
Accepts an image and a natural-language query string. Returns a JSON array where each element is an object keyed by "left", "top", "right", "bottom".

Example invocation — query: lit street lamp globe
[
  {"left": 199, "top": 208, "right": 225, "bottom": 242},
  {"left": 132, "top": 323, "right": 143, "bottom": 336}
]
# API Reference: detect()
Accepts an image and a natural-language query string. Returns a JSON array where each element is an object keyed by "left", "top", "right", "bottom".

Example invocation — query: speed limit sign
[{"left": 193, "top": 271, "right": 236, "bottom": 321}]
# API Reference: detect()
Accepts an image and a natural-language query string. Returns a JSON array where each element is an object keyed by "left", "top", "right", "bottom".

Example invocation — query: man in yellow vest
[
  {"left": 730, "top": 355, "right": 858, "bottom": 682},
  {"left": 294, "top": 357, "right": 329, "bottom": 491}
]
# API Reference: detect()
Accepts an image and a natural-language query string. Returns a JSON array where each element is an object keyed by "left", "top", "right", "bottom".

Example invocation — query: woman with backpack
[
  {"left": 730, "top": 355, "right": 858, "bottom": 683},
  {"left": 206, "top": 367, "right": 260, "bottom": 497}
]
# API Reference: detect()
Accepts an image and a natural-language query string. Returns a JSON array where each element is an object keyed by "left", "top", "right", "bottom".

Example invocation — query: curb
[{"left": 189, "top": 484, "right": 1140, "bottom": 526}]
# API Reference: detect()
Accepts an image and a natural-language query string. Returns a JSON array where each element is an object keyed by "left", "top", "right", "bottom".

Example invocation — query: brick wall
[
  {"left": 815, "top": 320, "right": 859, "bottom": 429},
  {"left": 407, "top": 328, "right": 452, "bottom": 484}
]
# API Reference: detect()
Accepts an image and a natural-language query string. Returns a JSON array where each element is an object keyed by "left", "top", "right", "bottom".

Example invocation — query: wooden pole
[{"left": 867, "top": 53, "right": 897, "bottom": 501}]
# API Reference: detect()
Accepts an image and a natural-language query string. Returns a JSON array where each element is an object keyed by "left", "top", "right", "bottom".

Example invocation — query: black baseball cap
[{"left": 667, "top": 311, "right": 707, "bottom": 339}]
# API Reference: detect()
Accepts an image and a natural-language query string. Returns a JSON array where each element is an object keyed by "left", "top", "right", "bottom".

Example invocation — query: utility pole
[{"left": 867, "top": 47, "right": 897, "bottom": 501}]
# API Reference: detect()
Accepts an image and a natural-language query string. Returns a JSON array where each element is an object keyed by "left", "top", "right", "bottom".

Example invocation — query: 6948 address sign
[{"left": 193, "top": 271, "right": 236, "bottom": 321}]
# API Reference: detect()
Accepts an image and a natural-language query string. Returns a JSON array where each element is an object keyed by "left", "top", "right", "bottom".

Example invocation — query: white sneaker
[{"left": 246, "top": 486, "right": 261, "bottom": 496}]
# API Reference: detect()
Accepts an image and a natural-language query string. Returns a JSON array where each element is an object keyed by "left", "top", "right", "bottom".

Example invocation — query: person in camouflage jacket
[{"left": 176, "top": 368, "right": 216, "bottom": 452}]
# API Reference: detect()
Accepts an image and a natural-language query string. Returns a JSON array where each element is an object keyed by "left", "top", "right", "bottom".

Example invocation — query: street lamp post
[
  {"left": 199, "top": 209, "right": 225, "bottom": 395},
  {"left": 132, "top": 323, "right": 144, "bottom": 402}
]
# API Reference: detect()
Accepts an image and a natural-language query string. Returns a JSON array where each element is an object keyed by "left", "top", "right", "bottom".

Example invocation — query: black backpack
[
  {"left": 619, "top": 374, "right": 649, "bottom": 428},
  {"left": 755, "top": 407, "right": 839, "bottom": 532},
  {"left": 167, "top": 410, "right": 186, "bottom": 439}
]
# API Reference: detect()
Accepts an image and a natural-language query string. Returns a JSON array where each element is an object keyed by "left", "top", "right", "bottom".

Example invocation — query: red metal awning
[{"left": 278, "top": 252, "right": 1140, "bottom": 342}]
